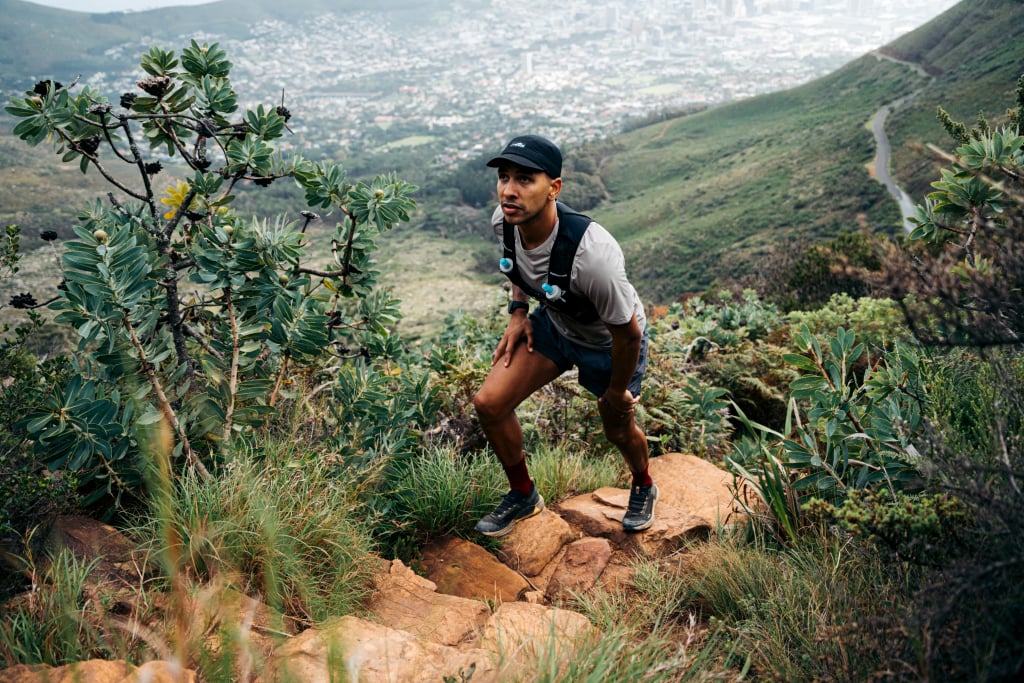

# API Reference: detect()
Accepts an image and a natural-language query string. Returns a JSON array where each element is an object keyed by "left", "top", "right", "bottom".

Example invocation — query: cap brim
[{"left": 485, "top": 153, "right": 547, "bottom": 174}]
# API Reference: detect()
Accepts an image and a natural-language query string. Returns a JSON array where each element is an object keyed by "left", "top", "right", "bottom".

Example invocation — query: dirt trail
[{"left": 868, "top": 50, "right": 935, "bottom": 233}]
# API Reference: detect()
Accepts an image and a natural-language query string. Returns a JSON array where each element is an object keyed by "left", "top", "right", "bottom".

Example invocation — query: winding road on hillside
[{"left": 869, "top": 51, "right": 933, "bottom": 233}]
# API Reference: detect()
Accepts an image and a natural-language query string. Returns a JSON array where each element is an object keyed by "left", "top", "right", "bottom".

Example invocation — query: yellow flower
[{"left": 160, "top": 180, "right": 198, "bottom": 220}]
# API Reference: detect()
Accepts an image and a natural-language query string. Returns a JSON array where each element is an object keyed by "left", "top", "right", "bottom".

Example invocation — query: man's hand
[
  {"left": 599, "top": 315, "right": 643, "bottom": 414},
  {"left": 599, "top": 387, "right": 638, "bottom": 416},
  {"left": 493, "top": 311, "right": 534, "bottom": 367}
]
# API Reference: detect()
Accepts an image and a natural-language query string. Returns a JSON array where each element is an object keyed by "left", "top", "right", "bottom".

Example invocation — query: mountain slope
[
  {"left": 885, "top": 0, "right": 1024, "bottom": 199},
  {"left": 589, "top": 0, "right": 1024, "bottom": 300},
  {"left": 3, "top": 0, "right": 1022, "bottom": 309}
]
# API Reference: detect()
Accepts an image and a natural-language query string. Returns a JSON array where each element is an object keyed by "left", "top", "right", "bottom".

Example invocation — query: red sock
[
  {"left": 504, "top": 457, "right": 533, "bottom": 494},
  {"left": 632, "top": 467, "right": 653, "bottom": 488}
]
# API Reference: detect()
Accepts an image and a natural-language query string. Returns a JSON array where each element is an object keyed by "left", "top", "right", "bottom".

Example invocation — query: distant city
[{"left": 82, "top": 0, "right": 957, "bottom": 167}]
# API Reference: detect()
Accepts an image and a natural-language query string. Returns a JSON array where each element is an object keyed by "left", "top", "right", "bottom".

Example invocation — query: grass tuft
[{"left": 134, "top": 442, "right": 379, "bottom": 627}]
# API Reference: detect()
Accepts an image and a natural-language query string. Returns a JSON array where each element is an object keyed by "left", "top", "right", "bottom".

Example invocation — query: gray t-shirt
[{"left": 492, "top": 206, "right": 646, "bottom": 351}]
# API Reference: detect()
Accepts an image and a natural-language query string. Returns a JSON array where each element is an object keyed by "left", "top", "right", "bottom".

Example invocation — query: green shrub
[
  {"left": 0, "top": 225, "right": 79, "bottom": 553},
  {"left": 805, "top": 488, "right": 967, "bottom": 565},
  {"left": 730, "top": 327, "right": 927, "bottom": 543},
  {"left": 786, "top": 293, "right": 911, "bottom": 350},
  {"left": 0, "top": 351, "right": 80, "bottom": 550},
  {"left": 908, "top": 349, "right": 1024, "bottom": 681},
  {"left": 665, "top": 288, "right": 784, "bottom": 347},
  {"left": 646, "top": 289, "right": 793, "bottom": 443},
  {"left": 642, "top": 376, "right": 732, "bottom": 457},
  {"left": 763, "top": 231, "right": 889, "bottom": 312},
  {"left": 924, "top": 349, "right": 1024, "bottom": 463},
  {"left": 6, "top": 44, "right": 417, "bottom": 515}
]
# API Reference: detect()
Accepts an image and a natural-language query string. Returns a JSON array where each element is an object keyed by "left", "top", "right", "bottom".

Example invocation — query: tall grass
[
  {"left": 387, "top": 445, "right": 506, "bottom": 541},
  {"left": 529, "top": 623, "right": 739, "bottom": 683},
  {"left": 526, "top": 443, "right": 624, "bottom": 503},
  {"left": 566, "top": 556, "right": 744, "bottom": 681},
  {"left": 0, "top": 549, "right": 125, "bottom": 666},
  {"left": 568, "top": 529, "right": 922, "bottom": 682},
  {"left": 672, "top": 530, "right": 920, "bottom": 681},
  {"left": 134, "top": 441, "right": 380, "bottom": 627},
  {"left": 387, "top": 443, "right": 623, "bottom": 545}
]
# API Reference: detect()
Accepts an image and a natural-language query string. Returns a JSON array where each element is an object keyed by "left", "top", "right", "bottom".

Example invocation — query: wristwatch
[{"left": 508, "top": 300, "right": 529, "bottom": 315}]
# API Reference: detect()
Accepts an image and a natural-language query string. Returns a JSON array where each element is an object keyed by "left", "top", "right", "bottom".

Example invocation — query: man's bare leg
[
  {"left": 599, "top": 398, "right": 657, "bottom": 531},
  {"left": 598, "top": 398, "right": 649, "bottom": 476},
  {"left": 472, "top": 342, "right": 561, "bottom": 536},
  {"left": 473, "top": 342, "right": 562, "bottom": 468}
]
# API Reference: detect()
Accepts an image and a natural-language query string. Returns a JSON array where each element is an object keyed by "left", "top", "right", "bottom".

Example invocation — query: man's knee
[
  {"left": 602, "top": 422, "right": 633, "bottom": 448},
  {"left": 473, "top": 389, "right": 505, "bottom": 424}
]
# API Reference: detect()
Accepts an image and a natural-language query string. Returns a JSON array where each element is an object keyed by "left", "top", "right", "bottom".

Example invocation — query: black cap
[{"left": 486, "top": 134, "right": 562, "bottom": 178}]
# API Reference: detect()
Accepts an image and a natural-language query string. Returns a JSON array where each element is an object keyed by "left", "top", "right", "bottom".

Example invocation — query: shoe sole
[
  {"left": 477, "top": 496, "right": 545, "bottom": 538},
  {"left": 623, "top": 491, "right": 658, "bottom": 533}
]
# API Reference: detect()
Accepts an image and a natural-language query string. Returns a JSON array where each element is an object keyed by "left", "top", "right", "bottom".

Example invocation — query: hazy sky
[{"left": 23, "top": 0, "right": 212, "bottom": 11}]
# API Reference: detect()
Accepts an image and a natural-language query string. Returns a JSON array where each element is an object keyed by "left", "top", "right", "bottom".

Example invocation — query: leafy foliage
[
  {"left": 645, "top": 290, "right": 794, "bottom": 444},
  {"left": 5, "top": 43, "right": 418, "bottom": 512},
  {"left": 893, "top": 83, "right": 1024, "bottom": 346},
  {"left": 0, "top": 226, "right": 79, "bottom": 544},
  {"left": 751, "top": 231, "right": 890, "bottom": 313},
  {"left": 805, "top": 488, "right": 966, "bottom": 564},
  {"left": 730, "top": 326, "right": 927, "bottom": 542},
  {"left": 785, "top": 293, "right": 910, "bottom": 350}
]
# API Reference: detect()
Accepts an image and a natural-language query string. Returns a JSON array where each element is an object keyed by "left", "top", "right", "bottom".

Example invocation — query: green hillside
[
  {"left": 885, "top": 0, "right": 1024, "bottom": 199},
  {"left": 589, "top": 0, "right": 1024, "bottom": 301},
  {"left": 2, "top": 0, "right": 1022, "bottom": 310}
]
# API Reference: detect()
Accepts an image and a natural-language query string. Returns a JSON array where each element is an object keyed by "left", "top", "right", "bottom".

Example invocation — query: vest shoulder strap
[
  {"left": 500, "top": 202, "right": 600, "bottom": 323},
  {"left": 548, "top": 203, "right": 591, "bottom": 287}
]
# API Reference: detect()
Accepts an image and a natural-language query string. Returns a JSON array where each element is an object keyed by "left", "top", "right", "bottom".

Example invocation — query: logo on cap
[{"left": 485, "top": 134, "right": 562, "bottom": 178}]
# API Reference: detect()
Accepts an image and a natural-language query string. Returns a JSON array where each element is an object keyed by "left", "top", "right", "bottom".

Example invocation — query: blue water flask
[
  {"left": 542, "top": 283, "right": 563, "bottom": 300},
  {"left": 499, "top": 257, "right": 513, "bottom": 273}
]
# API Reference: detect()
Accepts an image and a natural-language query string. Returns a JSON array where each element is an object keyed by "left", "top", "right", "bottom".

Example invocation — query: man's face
[{"left": 496, "top": 163, "right": 560, "bottom": 226}]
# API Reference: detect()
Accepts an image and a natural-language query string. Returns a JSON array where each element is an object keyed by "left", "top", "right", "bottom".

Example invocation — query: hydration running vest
[{"left": 501, "top": 202, "right": 601, "bottom": 324}]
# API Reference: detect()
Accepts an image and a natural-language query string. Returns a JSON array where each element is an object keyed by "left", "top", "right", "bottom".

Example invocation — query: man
[{"left": 473, "top": 134, "right": 656, "bottom": 537}]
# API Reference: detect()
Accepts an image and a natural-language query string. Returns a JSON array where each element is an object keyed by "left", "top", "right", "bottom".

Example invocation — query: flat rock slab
[
  {"left": 557, "top": 488, "right": 705, "bottom": 556},
  {"left": 544, "top": 537, "right": 612, "bottom": 602},
  {"left": 648, "top": 452, "right": 745, "bottom": 528},
  {"left": 368, "top": 559, "right": 490, "bottom": 647},
  {"left": 265, "top": 615, "right": 497, "bottom": 683},
  {"left": 1, "top": 661, "right": 196, "bottom": 683},
  {"left": 419, "top": 535, "right": 531, "bottom": 603},
  {"left": 556, "top": 453, "right": 740, "bottom": 556},
  {"left": 263, "top": 603, "right": 592, "bottom": 683},
  {"left": 480, "top": 602, "right": 594, "bottom": 672}
]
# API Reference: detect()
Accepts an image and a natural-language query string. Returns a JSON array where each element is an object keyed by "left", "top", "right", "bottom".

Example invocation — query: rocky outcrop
[
  {"left": 263, "top": 569, "right": 594, "bottom": 683},
  {"left": 418, "top": 535, "right": 533, "bottom": 603},
  {"left": 409, "top": 450, "right": 744, "bottom": 610},
  {"left": 1, "top": 452, "right": 741, "bottom": 682},
  {"left": 368, "top": 558, "right": 490, "bottom": 646},
  {"left": 544, "top": 537, "right": 612, "bottom": 602}
]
